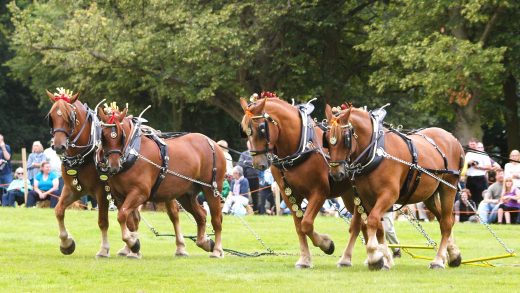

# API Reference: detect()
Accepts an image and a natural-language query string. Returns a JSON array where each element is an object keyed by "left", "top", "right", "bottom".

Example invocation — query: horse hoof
[
  {"left": 126, "top": 252, "right": 142, "bottom": 259},
  {"left": 368, "top": 258, "right": 385, "bottom": 271},
  {"left": 60, "top": 240, "right": 76, "bottom": 255},
  {"left": 448, "top": 254, "right": 462, "bottom": 267},
  {"left": 130, "top": 239, "right": 141, "bottom": 253},
  {"left": 324, "top": 240, "right": 335, "bottom": 255},
  {"left": 295, "top": 263, "right": 311, "bottom": 269},
  {"left": 209, "top": 239, "right": 215, "bottom": 252},
  {"left": 429, "top": 263, "right": 445, "bottom": 269},
  {"left": 175, "top": 251, "right": 189, "bottom": 257},
  {"left": 95, "top": 253, "right": 110, "bottom": 259},
  {"left": 337, "top": 262, "right": 352, "bottom": 268},
  {"left": 382, "top": 264, "right": 391, "bottom": 270},
  {"left": 209, "top": 251, "right": 223, "bottom": 258}
]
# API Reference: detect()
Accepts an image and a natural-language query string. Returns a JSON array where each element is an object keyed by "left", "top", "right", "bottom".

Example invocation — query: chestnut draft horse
[
  {"left": 325, "top": 104, "right": 464, "bottom": 269},
  {"left": 239, "top": 94, "right": 390, "bottom": 269},
  {"left": 97, "top": 106, "right": 226, "bottom": 258},
  {"left": 47, "top": 90, "right": 189, "bottom": 258}
]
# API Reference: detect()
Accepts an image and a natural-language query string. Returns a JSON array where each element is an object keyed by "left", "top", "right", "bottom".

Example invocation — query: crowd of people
[{"left": 1, "top": 132, "right": 519, "bottom": 226}]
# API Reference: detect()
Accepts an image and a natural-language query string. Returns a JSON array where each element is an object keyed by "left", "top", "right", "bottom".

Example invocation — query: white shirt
[
  {"left": 464, "top": 151, "right": 490, "bottom": 177},
  {"left": 224, "top": 152, "right": 233, "bottom": 176},
  {"left": 44, "top": 148, "right": 63, "bottom": 177},
  {"left": 504, "top": 162, "right": 520, "bottom": 188}
]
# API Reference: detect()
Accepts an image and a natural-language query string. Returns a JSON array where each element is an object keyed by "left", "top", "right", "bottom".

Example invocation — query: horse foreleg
[
  {"left": 55, "top": 185, "right": 80, "bottom": 255},
  {"left": 95, "top": 192, "right": 110, "bottom": 258},
  {"left": 117, "top": 198, "right": 141, "bottom": 256},
  {"left": 337, "top": 207, "right": 360, "bottom": 267},
  {"left": 300, "top": 196, "right": 334, "bottom": 257},
  {"left": 165, "top": 200, "right": 189, "bottom": 257},
  {"left": 290, "top": 212, "right": 313, "bottom": 268},
  {"left": 204, "top": 188, "right": 224, "bottom": 258},
  {"left": 365, "top": 197, "right": 393, "bottom": 271}
]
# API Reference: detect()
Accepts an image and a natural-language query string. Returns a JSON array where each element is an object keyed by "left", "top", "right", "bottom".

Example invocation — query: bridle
[
  {"left": 100, "top": 118, "right": 128, "bottom": 162},
  {"left": 242, "top": 112, "right": 279, "bottom": 158},
  {"left": 49, "top": 102, "right": 94, "bottom": 149},
  {"left": 326, "top": 118, "right": 356, "bottom": 168}
]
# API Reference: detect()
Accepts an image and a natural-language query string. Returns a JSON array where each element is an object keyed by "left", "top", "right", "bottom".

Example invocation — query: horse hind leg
[
  {"left": 203, "top": 187, "right": 224, "bottom": 258},
  {"left": 165, "top": 199, "right": 189, "bottom": 257},
  {"left": 177, "top": 194, "right": 216, "bottom": 255}
]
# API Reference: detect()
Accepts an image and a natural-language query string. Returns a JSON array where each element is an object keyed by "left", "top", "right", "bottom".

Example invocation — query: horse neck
[
  {"left": 350, "top": 109, "right": 374, "bottom": 158},
  {"left": 266, "top": 101, "right": 302, "bottom": 158},
  {"left": 65, "top": 101, "right": 92, "bottom": 157}
]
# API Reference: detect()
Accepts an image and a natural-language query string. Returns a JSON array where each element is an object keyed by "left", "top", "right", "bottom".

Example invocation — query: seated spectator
[
  {"left": 454, "top": 189, "right": 476, "bottom": 223},
  {"left": 222, "top": 166, "right": 250, "bottom": 216},
  {"left": 27, "top": 141, "right": 47, "bottom": 184},
  {"left": 478, "top": 169, "right": 503, "bottom": 223},
  {"left": 279, "top": 199, "right": 292, "bottom": 215},
  {"left": 497, "top": 177, "right": 520, "bottom": 224},
  {"left": 26, "top": 161, "right": 59, "bottom": 208},
  {"left": 2, "top": 167, "right": 32, "bottom": 207}
]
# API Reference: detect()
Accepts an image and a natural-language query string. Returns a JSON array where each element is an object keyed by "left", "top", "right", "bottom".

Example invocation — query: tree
[{"left": 357, "top": 0, "right": 519, "bottom": 148}]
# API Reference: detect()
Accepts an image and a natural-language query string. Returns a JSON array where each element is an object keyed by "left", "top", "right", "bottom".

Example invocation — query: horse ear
[
  {"left": 338, "top": 108, "right": 352, "bottom": 123},
  {"left": 325, "top": 104, "right": 333, "bottom": 121},
  {"left": 118, "top": 108, "right": 128, "bottom": 122},
  {"left": 70, "top": 93, "right": 79, "bottom": 103},
  {"left": 97, "top": 107, "right": 107, "bottom": 122},
  {"left": 240, "top": 98, "right": 249, "bottom": 112},
  {"left": 256, "top": 97, "right": 267, "bottom": 112},
  {"left": 46, "top": 90, "right": 55, "bottom": 103}
]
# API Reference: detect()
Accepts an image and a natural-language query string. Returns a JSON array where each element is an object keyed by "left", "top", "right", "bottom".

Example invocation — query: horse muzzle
[
  {"left": 330, "top": 169, "right": 346, "bottom": 182},
  {"left": 52, "top": 143, "right": 67, "bottom": 155}
]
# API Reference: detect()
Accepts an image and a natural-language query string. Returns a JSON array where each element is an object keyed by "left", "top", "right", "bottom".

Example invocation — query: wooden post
[
  {"left": 272, "top": 181, "right": 281, "bottom": 215},
  {"left": 21, "top": 147, "right": 28, "bottom": 205}
]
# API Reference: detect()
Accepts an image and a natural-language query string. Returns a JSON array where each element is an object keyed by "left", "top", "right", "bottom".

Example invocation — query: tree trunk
[
  {"left": 208, "top": 93, "right": 244, "bottom": 122},
  {"left": 453, "top": 91, "right": 483, "bottom": 145},
  {"left": 503, "top": 73, "right": 520, "bottom": 152},
  {"left": 170, "top": 99, "right": 183, "bottom": 131}
]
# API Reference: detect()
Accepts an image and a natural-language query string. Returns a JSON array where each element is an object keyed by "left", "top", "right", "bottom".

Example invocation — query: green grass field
[{"left": 0, "top": 208, "right": 519, "bottom": 292}]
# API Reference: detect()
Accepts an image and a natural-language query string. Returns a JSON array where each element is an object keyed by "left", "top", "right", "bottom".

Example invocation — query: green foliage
[{"left": 357, "top": 0, "right": 514, "bottom": 124}]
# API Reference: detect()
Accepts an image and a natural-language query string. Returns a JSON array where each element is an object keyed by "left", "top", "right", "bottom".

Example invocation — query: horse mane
[
  {"left": 240, "top": 93, "right": 285, "bottom": 130},
  {"left": 47, "top": 100, "right": 73, "bottom": 123}
]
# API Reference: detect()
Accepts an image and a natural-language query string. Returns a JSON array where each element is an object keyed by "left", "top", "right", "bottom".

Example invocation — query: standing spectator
[
  {"left": 383, "top": 207, "right": 401, "bottom": 258},
  {"left": 0, "top": 134, "right": 13, "bottom": 196},
  {"left": 217, "top": 140, "right": 234, "bottom": 177},
  {"left": 26, "top": 161, "right": 59, "bottom": 208},
  {"left": 478, "top": 169, "right": 504, "bottom": 224},
  {"left": 27, "top": 141, "right": 47, "bottom": 184},
  {"left": 454, "top": 189, "right": 477, "bottom": 223},
  {"left": 44, "top": 138, "right": 64, "bottom": 197},
  {"left": 222, "top": 166, "right": 250, "bottom": 216},
  {"left": 464, "top": 139, "right": 493, "bottom": 206},
  {"left": 2, "top": 167, "right": 32, "bottom": 207},
  {"left": 238, "top": 141, "right": 260, "bottom": 213},
  {"left": 504, "top": 149, "right": 520, "bottom": 188},
  {"left": 496, "top": 177, "right": 520, "bottom": 224},
  {"left": 257, "top": 168, "right": 274, "bottom": 214}
]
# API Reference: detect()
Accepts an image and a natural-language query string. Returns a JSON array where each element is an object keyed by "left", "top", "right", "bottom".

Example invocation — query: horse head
[
  {"left": 324, "top": 103, "right": 356, "bottom": 181},
  {"left": 46, "top": 88, "right": 80, "bottom": 154},
  {"left": 239, "top": 93, "right": 281, "bottom": 171},
  {"left": 98, "top": 104, "right": 129, "bottom": 174}
]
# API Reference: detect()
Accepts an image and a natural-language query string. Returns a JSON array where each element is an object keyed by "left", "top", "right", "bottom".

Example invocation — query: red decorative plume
[
  {"left": 54, "top": 93, "right": 71, "bottom": 103},
  {"left": 260, "top": 91, "right": 278, "bottom": 99},
  {"left": 107, "top": 112, "right": 117, "bottom": 124}
]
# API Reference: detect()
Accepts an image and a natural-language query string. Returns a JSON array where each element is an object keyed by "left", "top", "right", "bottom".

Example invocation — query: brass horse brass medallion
[
  {"left": 110, "top": 132, "right": 117, "bottom": 138},
  {"left": 284, "top": 187, "right": 292, "bottom": 196},
  {"left": 354, "top": 197, "right": 361, "bottom": 206},
  {"left": 288, "top": 196, "right": 296, "bottom": 204},
  {"left": 330, "top": 136, "right": 337, "bottom": 145},
  {"left": 72, "top": 178, "right": 78, "bottom": 186},
  {"left": 56, "top": 109, "right": 63, "bottom": 116},
  {"left": 296, "top": 210, "right": 304, "bottom": 218},
  {"left": 66, "top": 169, "right": 77, "bottom": 176},
  {"left": 291, "top": 204, "right": 299, "bottom": 212},
  {"left": 246, "top": 127, "right": 252, "bottom": 136}
]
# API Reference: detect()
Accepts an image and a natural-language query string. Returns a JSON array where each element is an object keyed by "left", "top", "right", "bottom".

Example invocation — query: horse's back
[{"left": 414, "top": 127, "right": 463, "bottom": 169}]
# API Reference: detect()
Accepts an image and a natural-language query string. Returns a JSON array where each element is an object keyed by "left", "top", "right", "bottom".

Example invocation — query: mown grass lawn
[{"left": 0, "top": 208, "right": 519, "bottom": 292}]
